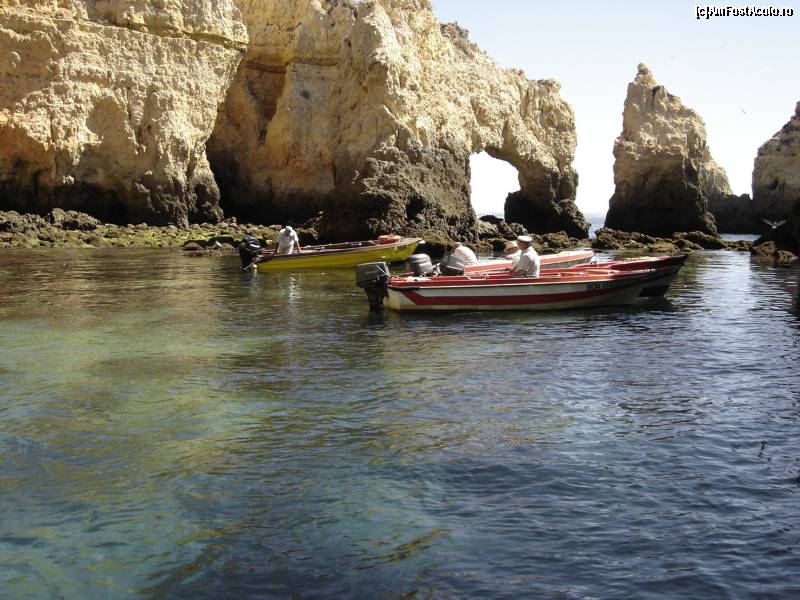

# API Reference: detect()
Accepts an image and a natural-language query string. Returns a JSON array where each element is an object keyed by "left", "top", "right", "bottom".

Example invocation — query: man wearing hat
[
  {"left": 453, "top": 241, "right": 478, "bottom": 266},
  {"left": 503, "top": 240, "right": 521, "bottom": 267},
  {"left": 274, "top": 225, "right": 301, "bottom": 255},
  {"left": 508, "top": 235, "right": 540, "bottom": 277}
]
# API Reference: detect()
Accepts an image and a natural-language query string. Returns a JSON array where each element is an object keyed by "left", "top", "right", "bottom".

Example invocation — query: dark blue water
[{"left": 1, "top": 249, "right": 799, "bottom": 599}]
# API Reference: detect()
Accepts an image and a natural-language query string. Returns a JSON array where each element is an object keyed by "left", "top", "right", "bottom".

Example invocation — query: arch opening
[{"left": 468, "top": 151, "right": 520, "bottom": 218}]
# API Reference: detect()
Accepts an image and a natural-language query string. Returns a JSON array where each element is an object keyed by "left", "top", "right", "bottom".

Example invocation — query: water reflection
[{"left": 1, "top": 249, "right": 800, "bottom": 598}]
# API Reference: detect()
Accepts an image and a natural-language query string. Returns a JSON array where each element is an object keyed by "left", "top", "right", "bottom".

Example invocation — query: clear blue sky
[{"left": 431, "top": 0, "right": 799, "bottom": 218}]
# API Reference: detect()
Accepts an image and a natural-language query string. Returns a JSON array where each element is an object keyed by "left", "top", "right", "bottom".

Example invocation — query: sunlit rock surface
[
  {"left": 210, "top": 0, "right": 587, "bottom": 240},
  {"left": 0, "top": 0, "right": 247, "bottom": 224}
]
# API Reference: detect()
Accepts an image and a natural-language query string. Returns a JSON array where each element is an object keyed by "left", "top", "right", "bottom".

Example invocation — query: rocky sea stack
[
  {"left": 752, "top": 101, "right": 800, "bottom": 223},
  {"left": 605, "top": 64, "right": 726, "bottom": 237},
  {"left": 0, "top": 0, "right": 588, "bottom": 243},
  {"left": 710, "top": 101, "right": 800, "bottom": 234}
]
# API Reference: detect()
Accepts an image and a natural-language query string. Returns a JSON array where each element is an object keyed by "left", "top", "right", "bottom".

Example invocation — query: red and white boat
[
  {"left": 383, "top": 269, "right": 666, "bottom": 312},
  {"left": 355, "top": 254, "right": 687, "bottom": 312}
]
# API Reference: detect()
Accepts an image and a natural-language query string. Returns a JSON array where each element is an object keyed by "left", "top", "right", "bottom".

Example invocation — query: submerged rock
[{"left": 605, "top": 64, "right": 721, "bottom": 236}]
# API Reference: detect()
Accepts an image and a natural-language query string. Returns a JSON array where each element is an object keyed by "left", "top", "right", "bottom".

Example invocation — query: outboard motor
[
  {"left": 238, "top": 235, "right": 262, "bottom": 270},
  {"left": 440, "top": 252, "right": 466, "bottom": 275},
  {"left": 355, "top": 261, "right": 390, "bottom": 311},
  {"left": 407, "top": 253, "right": 435, "bottom": 277}
]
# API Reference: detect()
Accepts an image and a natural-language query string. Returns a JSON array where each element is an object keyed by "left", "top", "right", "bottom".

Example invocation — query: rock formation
[
  {"left": 605, "top": 64, "right": 722, "bottom": 236},
  {"left": 707, "top": 192, "right": 755, "bottom": 233},
  {"left": 0, "top": 0, "right": 586, "bottom": 238},
  {"left": 752, "top": 101, "right": 800, "bottom": 223},
  {"left": 0, "top": 0, "right": 247, "bottom": 225},
  {"left": 710, "top": 101, "right": 800, "bottom": 234},
  {"left": 209, "top": 0, "right": 588, "bottom": 240}
]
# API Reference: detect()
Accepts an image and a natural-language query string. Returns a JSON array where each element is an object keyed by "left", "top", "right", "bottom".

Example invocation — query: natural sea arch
[{"left": 468, "top": 152, "right": 520, "bottom": 218}]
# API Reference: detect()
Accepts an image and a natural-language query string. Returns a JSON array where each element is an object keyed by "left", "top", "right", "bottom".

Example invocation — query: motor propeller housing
[{"left": 355, "top": 262, "right": 390, "bottom": 311}]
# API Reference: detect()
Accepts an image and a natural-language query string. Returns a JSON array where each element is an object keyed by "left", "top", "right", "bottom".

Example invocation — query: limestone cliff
[
  {"left": 0, "top": 0, "right": 247, "bottom": 225},
  {"left": 752, "top": 101, "right": 800, "bottom": 222},
  {"left": 605, "top": 64, "right": 721, "bottom": 236},
  {"left": 210, "top": 0, "right": 587, "bottom": 240}
]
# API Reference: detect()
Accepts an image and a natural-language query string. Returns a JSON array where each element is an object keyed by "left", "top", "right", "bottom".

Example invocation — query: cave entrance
[{"left": 469, "top": 151, "right": 520, "bottom": 218}]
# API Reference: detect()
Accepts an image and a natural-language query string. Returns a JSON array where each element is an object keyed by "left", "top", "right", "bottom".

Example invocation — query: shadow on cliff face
[
  {"left": 0, "top": 182, "right": 128, "bottom": 225},
  {"left": 605, "top": 162, "right": 718, "bottom": 237},
  {"left": 317, "top": 143, "right": 478, "bottom": 243}
]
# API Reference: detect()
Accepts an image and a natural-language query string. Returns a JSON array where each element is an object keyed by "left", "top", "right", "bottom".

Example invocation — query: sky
[{"left": 431, "top": 0, "right": 799, "bottom": 219}]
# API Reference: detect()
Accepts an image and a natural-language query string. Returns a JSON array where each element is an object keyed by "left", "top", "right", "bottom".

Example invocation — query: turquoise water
[{"left": 1, "top": 249, "right": 799, "bottom": 599}]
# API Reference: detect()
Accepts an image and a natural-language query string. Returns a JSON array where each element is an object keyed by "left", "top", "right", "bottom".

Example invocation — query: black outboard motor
[
  {"left": 407, "top": 253, "right": 436, "bottom": 276},
  {"left": 238, "top": 235, "right": 262, "bottom": 270},
  {"left": 355, "top": 262, "right": 390, "bottom": 311},
  {"left": 440, "top": 252, "right": 466, "bottom": 275}
]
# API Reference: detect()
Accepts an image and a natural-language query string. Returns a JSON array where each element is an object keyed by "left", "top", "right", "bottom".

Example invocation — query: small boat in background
[{"left": 239, "top": 235, "right": 422, "bottom": 271}]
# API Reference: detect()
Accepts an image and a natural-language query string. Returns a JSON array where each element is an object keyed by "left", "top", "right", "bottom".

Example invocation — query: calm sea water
[{"left": 1, "top": 248, "right": 799, "bottom": 599}]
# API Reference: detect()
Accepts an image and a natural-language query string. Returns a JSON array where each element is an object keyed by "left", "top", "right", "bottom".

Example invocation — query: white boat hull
[{"left": 384, "top": 271, "right": 660, "bottom": 312}]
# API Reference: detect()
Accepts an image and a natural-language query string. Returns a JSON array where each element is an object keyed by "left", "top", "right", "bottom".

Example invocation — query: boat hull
[
  {"left": 578, "top": 255, "right": 687, "bottom": 297},
  {"left": 256, "top": 238, "right": 421, "bottom": 271},
  {"left": 384, "top": 270, "right": 662, "bottom": 312}
]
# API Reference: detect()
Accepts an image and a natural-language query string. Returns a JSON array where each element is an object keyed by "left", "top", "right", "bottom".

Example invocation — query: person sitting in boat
[
  {"left": 274, "top": 225, "right": 301, "bottom": 255},
  {"left": 508, "top": 235, "right": 540, "bottom": 277},
  {"left": 452, "top": 242, "right": 478, "bottom": 266},
  {"left": 503, "top": 240, "right": 521, "bottom": 267}
]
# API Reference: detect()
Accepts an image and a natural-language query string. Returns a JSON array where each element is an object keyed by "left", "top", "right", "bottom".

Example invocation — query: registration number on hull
[{"left": 586, "top": 279, "right": 628, "bottom": 292}]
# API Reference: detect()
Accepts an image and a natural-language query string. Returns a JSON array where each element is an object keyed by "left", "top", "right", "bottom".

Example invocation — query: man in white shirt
[
  {"left": 503, "top": 241, "right": 521, "bottom": 267},
  {"left": 508, "top": 235, "right": 540, "bottom": 277},
  {"left": 452, "top": 242, "right": 478, "bottom": 265},
  {"left": 274, "top": 225, "right": 301, "bottom": 255}
]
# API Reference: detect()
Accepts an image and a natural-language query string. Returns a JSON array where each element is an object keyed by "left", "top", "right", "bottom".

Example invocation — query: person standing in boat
[
  {"left": 503, "top": 240, "right": 521, "bottom": 267},
  {"left": 274, "top": 225, "right": 301, "bottom": 255},
  {"left": 453, "top": 242, "right": 478, "bottom": 265},
  {"left": 508, "top": 235, "right": 540, "bottom": 277}
]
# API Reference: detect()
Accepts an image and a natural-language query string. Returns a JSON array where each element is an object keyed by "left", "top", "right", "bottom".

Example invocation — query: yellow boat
[{"left": 240, "top": 236, "right": 423, "bottom": 272}]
